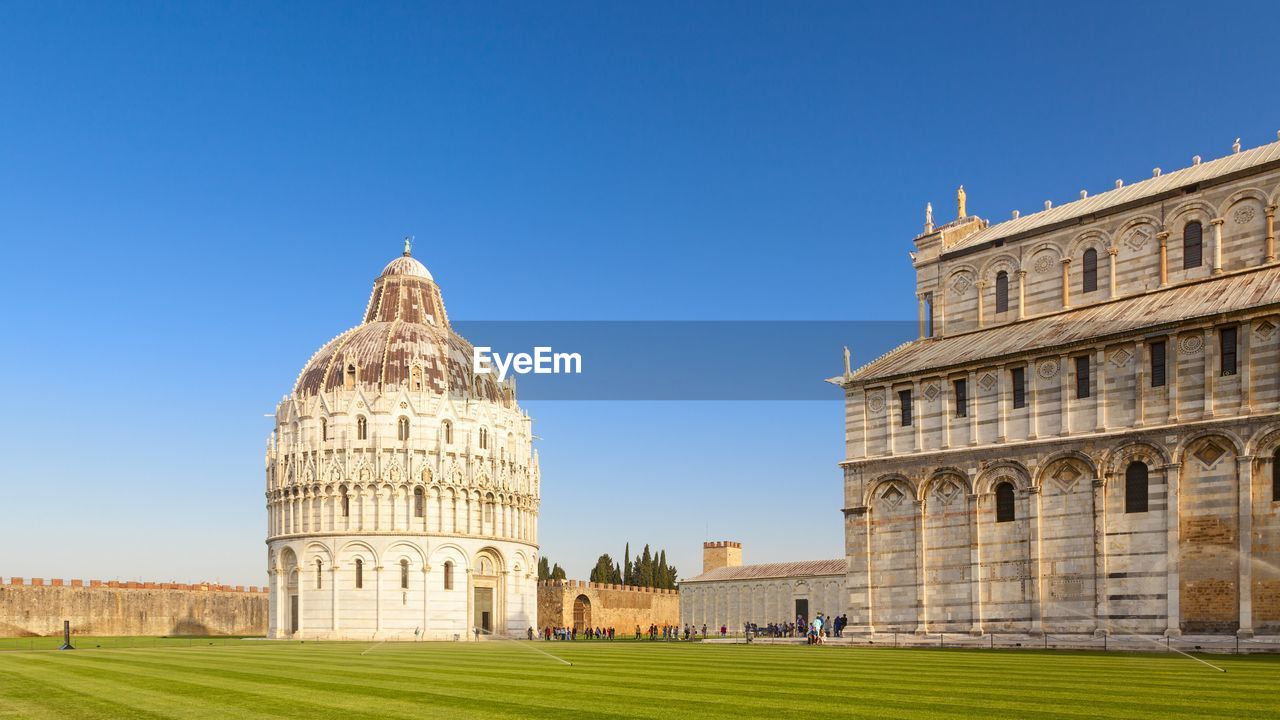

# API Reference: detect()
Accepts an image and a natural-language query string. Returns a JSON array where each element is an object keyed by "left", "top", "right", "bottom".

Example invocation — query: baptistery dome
[{"left": 265, "top": 244, "right": 540, "bottom": 641}]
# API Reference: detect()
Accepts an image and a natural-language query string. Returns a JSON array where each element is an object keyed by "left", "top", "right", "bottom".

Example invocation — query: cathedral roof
[
  {"left": 682, "top": 559, "right": 847, "bottom": 583},
  {"left": 845, "top": 264, "right": 1280, "bottom": 385},
  {"left": 940, "top": 138, "right": 1280, "bottom": 257},
  {"left": 291, "top": 248, "right": 514, "bottom": 406}
]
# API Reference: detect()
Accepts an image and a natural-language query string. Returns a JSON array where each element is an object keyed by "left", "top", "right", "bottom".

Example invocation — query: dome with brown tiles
[{"left": 290, "top": 247, "right": 513, "bottom": 406}]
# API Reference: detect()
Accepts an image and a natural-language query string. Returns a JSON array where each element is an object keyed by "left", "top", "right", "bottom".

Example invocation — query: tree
[
  {"left": 623, "top": 543, "right": 632, "bottom": 586},
  {"left": 639, "top": 545, "right": 653, "bottom": 588},
  {"left": 589, "top": 553, "right": 622, "bottom": 584},
  {"left": 539, "top": 557, "right": 566, "bottom": 581}
]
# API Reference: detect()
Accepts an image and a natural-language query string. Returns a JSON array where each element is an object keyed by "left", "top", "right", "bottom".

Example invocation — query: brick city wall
[
  {"left": 0, "top": 577, "right": 268, "bottom": 637},
  {"left": 537, "top": 580, "right": 680, "bottom": 631}
]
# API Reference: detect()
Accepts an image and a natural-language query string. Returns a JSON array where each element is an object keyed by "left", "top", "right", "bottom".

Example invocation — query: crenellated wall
[
  {"left": 537, "top": 580, "right": 679, "bottom": 632},
  {"left": 0, "top": 577, "right": 267, "bottom": 637}
]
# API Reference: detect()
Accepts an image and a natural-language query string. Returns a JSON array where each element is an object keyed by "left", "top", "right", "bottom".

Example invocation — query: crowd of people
[{"left": 743, "top": 613, "right": 849, "bottom": 644}]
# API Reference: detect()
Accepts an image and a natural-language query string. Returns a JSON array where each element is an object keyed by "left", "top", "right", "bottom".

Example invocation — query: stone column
[
  {"left": 914, "top": 499, "right": 926, "bottom": 634},
  {"left": 1241, "top": 321, "right": 1252, "bottom": 414},
  {"left": 1238, "top": 457, "right": 1255, "bottom": 637},
  {"left": 1026, "top": 485, "right": 1043, "bottom": 635},
  {"left": 375, "top": 565, "right": 384, "bottom": 636},
  {"left": 1060, "top": 258, "right": 1072, "bottom": 309},
  {"left": 1027, "top": 363, "right": 1039, "bottom": 441},
  {"left": 1157, "top": 231, "right": 1170, "bottom": 286},
  {"left": 1134, "top": 338, "right": 1146, "bottom": 427},
  {"left": 1060, "top": 353, "right": 1072, "bottom": 436},
  {"left": 936, "top": 284, "right": 947, "bottom": 337},
  {"left": 913, "top": 380, "right": 923, "bottom": 452},
  {"left": 996, "top": 365, "right": 1007, "bottom": 442},
  {"left": 1164, "top": 463, "right": 1181, "bottom": 637},
  {"left": 917, "top": 293, "right": 927, "bottom": 339},
  {"left": 1266, "top": 205, "right": 1277, "bottom": 263},
  {"left": 331, "top": 565, "right": 340, "bottom": 634},
  {"left": 886, "top": 386, "right": 897, "bottom": 457},
  {"left": 267, "top": 568, "right": 278, "bottom": 638},
  {"left": 1107, "top": 246, "right": 1118, "bottom": 298},
  {"left": 940, "top": 378, "right": 951, "bottom": 450},
  {"left": 967, "top": 370, "right": 978, "bottom": 445},
  {"left": 1096, "top": 347, "right": 1108, "bottom": 432},
  {"left": 1092, "top": 478, "right": 1108, "bottom": 636},
  {"left": 427, "top": 563, "right": 437, "bottom": 630},
  {"left": 1203, "top": 327, "right": 1215, "bottom": 418},
  {"left": 976, "top": 281, "right": 987, "bottom": 329},
  {"left": 968, "top": 492, "right": 983, "bottom": 635},
  {"left": 1211, "top": 218, "right": 1225, "bottom": 274},
  {"left": 1016, "top": 270, "right": 1027, "bottom": 320},
  {"left": 1168, "top": 335, "right": 1179, "bottom": 423}
]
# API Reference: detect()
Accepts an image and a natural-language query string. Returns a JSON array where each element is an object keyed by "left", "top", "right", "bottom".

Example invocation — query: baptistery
[{"left": 266, "top": 242, "right": 540, "bottom": 640}]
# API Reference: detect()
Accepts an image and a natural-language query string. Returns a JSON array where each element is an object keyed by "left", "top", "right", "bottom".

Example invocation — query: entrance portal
[
  {"left": 572, "top": 594, "right": 591, "bottom": 631},
  {"left": 794, "top": 598, "right": 809, "bottom": 625},
  {"left": 289, "top": 595, "right": 299, "bottom": 634},
  {"left": 473, "top": 587, "right": 494, "bottom": 633}
]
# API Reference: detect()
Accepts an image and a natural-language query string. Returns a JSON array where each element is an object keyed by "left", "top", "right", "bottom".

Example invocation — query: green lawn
[{"left": 1, "top": 638, "right": 1276, "bottom": 719}]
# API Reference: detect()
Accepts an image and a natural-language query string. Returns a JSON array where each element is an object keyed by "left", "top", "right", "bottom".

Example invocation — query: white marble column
[
  {"left": 1016, "top": 270, "right": 1027, "bottom": 320},
  {"left": 1211, "top": 218, "right": 1225, "bottom": 274},
  {"left": 1238, "top": 457, "right": 1254, "bottom": 637},
  {"left": 1107, "top": 247, "right": 1118, "bottom": 298}
]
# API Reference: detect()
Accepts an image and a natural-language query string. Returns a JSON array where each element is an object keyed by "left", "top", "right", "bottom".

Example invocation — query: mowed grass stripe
[
  {"left": 0, "top": 666, "right": 175, "bottom": 720},
  {"left": 38, "top": 649, "right": 642, "bottom": 720},
  {"left": 115, "top": 643, "right": 1260, "bottom": 720},
  {"left": 1, "top": 641, "right": 1276, "bottom": 719},
  {"left": 29, "top": 643, "right": 1271, "bottom": 720}
]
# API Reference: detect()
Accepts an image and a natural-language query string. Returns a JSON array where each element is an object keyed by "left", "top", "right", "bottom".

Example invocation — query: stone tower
[{"left": 702, "top": 541, "right": 742, "bottom": 573}]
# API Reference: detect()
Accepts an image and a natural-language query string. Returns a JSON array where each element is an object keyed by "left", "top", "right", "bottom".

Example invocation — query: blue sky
[{"left": 2, "top": 2, "right": 1277, "bottom": 585}]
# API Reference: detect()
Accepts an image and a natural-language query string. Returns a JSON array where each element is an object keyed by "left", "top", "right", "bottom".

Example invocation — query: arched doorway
[{"left": 573, "top": 594, "right": 591, "bottom": 631}]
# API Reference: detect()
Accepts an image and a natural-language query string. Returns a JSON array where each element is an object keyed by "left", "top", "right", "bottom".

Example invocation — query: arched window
[
  {"left": 320, "top": 417, "right": 328, "bottom": 441},
  {"left": 340, "top": 485, "right": 350, "bottom": 517},
  {"left": 443, "top": 560, "right": 454, "bottom": 590},
  {"left": 410, "top": 366, "right": 423, "bottom": 392},
  {"left": 316, "top": 559, "right": 323, "bottom": 590},
  {"left": 479, "top": 427, "right": 488, "bottom": 449},
  {"left": 356, "top": 415, "right": 368, "bottom": 440},
  {"left": 1125, "top": 461, "right": 1149, "bottom": 513},
  {"left": 1272, "top": 448, "right": 1280, "bottom": 502},
  {"left": 1184, "top": 221, "right": 1203, "bottom": 269},
  {"left": 413, "top": 487, "right": 425, "bottom": 517},
  {"left": 1082, "top": 249, "right": 1098, "bottom": 293},
  {"left": 442, "top": 420, "right": 453, "bottom": 444},
  {"left": 398, "top": 416, "right": 410, "bottom": 441},
  {"left": 400, "top": 559, "right": 410, "bottom": 590},
  {"left": 355, "top": 559, "right": 364, "bottom": 589},
  {"left": 344, "top": 364, "right": 357, "bottom": 390},
  {"left": 995, "top": 482, "right": 1015, "bottom": 523},
  {"left": 995, "top": 271, "right": 1009, "bottom": 313}
]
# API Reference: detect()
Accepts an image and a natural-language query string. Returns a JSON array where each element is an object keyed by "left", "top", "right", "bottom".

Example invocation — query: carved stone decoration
[
  {"left": 923, "top": 383, "right": 940, "bottom": 402},
  {"left": 1124, "top": 225, "right": 1153, "bottom": 253},
  {"left": 934, "top": 480, "right": 962, "bottom": 507},
  {"left": 867, "top": 391, "right": 886, "bottom": 413},
  {"left": 400, "top": 401, "right": 408, "bottom": 409},
  {"left": 1234, "top": 205, "right": 1257, "bottom": 225},
  {"left": 951, "top": 273, "right": 973, "bottom": 297},
  {"left": 1038, "top": 359, "right": 1059, "bottom": 378},
  {"left": 978, "top": 373, "right": 996, "bottom": 391},
  {"left": 1179, "top": 334, "right": 1204, "bottom": 355},
  {"left": 1111, "top": 348, "right": 1133, "bottom": 368},
  {"left": 1051, "top": 463, "right": 1082, "bottom": 493},
  {"left": 880, "top": 484, "right": 905, "bottom": 509},
  {"left": 1256, "top": 319, "right": 1276, "bottom": 340},
  {"left": 1193, "top": 440, "right": 1226, "bottom": 468},
  {"left": 1033, "top": 254, "right": 1054, "bottom": 274}
]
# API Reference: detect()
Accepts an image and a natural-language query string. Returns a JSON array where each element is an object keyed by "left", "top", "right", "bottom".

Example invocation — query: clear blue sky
[{"left": 2, "top": 2, "right": 1277, "bottom": 585}]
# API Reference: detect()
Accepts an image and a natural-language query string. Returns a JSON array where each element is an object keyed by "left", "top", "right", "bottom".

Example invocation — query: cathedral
[
  {"left": 837, "top": 137, "right": 1280, "bottom": 637},
  {"left": 265, "top": 244, "right": 540, "bottom": 640}
]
